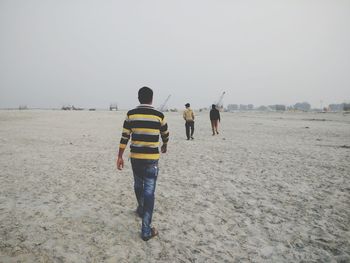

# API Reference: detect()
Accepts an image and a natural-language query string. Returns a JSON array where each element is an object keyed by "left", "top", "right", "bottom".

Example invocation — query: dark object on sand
[
  {"left": 110, "top": 104, "right": 118, "bottom": 111},
  {"left": 339, "top": 145, "right": 350, "bottom": 149},
  {"left": 19, "top": 105, "right": 28, "bottom": 110}
]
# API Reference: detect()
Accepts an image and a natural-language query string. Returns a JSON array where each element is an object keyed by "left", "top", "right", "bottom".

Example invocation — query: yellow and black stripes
[{"left": 119, "top": 105, "right": 169, "bottom": 160}]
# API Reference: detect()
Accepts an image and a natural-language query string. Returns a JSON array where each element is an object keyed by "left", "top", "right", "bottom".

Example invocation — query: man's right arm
[{"left": 160, "top": 116, "right": 169, "bottom": 153}]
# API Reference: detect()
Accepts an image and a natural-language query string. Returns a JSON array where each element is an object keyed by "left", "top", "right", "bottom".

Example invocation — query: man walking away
[
  {"left": 183, "top": 103, "right": 195, "bottom": 140},
  {"left": 210, "top": 104, "right": 220, "bottom": 135},
  {"left": 116, "top": 86, "right": 169, "bottom": 241}
]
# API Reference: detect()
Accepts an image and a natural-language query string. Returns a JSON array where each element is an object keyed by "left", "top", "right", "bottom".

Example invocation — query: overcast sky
[{"left": 0, "top": 0, "right": 349, "bottom": 109}]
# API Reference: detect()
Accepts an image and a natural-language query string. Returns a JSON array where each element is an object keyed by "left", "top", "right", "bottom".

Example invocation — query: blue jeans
[{"left": 131, "top": 158, "right": 158, "bottom": 238}]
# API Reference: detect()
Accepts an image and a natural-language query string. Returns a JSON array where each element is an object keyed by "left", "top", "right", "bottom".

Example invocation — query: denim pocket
[{"left": 145, "top": 164, "right": 159, "bottom": 177}]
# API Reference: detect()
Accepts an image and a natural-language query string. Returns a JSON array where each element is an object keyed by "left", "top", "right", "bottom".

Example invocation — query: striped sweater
[{"left": 119, "top": 104, "right": 169, "bottom": 160}]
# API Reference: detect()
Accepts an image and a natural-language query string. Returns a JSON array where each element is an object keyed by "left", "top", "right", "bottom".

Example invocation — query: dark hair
[
  {"left": 138, "top": 87, "right": 153, "bottom": 104},
  {"left": 185, "top": 103, "right": 190, "bottom": 107},
  {"left": 212, "top": 104, "right": 216, "bottom": 109}
]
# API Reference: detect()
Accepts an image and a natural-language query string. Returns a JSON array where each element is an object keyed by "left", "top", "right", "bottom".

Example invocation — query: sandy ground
[{"left": 0, "top": 110, "right": 349, "bottom": 262}]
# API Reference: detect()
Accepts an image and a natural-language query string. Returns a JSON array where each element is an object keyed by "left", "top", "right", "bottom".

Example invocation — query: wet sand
[{"left": 0, "top": 110, "right": 349, "bottom": 262}]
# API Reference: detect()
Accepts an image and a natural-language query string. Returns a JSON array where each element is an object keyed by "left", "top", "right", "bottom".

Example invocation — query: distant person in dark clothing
[{"left": 210, "top": 104, "right": 220, "bottom": 135}]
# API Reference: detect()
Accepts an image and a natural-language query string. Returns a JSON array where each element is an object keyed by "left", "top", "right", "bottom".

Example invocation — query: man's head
[
  {"left": 212, "top": 104, "right": 216, "bottom": 109},
  {"left": 138, "top": 87, "right": 153, "bottom": 104},
  {"left": 185, "top": 103, "right": 190, "bottom": 108}
]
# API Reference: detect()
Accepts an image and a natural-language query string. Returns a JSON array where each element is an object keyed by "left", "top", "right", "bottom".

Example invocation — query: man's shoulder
[
  {"left": 127, "top": 108, "right": 137, "bottom": 115},
  {"left": 128, "top": 107, "right": 164, "bottom": 118},
  {"left": 153, "top": 109, "right": 164, "bottom": 118}
]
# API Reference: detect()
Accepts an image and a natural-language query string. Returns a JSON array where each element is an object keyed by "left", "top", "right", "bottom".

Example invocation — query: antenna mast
[
  {"left": 159, "top": 95, "right": 171, "bottom": 112},
  {"left": 216, "top": 91, "right": 226, "bottom": 108}
]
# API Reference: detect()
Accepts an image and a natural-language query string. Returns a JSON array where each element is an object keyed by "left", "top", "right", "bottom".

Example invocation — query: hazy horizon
[
  {"left": 1, "top": 1, "right": 349, "bottom": 110},
  {"left": 0, "top": 98, "right": 349, "bottom": 111}
]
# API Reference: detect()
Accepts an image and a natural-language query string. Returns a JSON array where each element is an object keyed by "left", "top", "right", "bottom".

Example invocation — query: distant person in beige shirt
[{"left": 183, "top": 103, "right": 195, "bottom": 140}]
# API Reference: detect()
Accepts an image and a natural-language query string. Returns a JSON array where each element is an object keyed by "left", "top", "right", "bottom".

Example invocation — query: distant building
[
  {"left": 294, "top": 102, "right": 311, "bottom": 112},
  {"left": 239, "top": 104, "right": 248, "bottom": 111},
  {"left": 268, "top": 105, "right": 286, "bottom": 111},
  {"left": 19, "top": 105, "right": 28, "bottom": 110},
  {"left": 227, "top": 104, "right": 239, "bottom": 111},
  {"left": 344, "top": 103, "right": 350, "bottom": 111},
  {"left": 329, "top": 104, "right": 344, "bottom": 112},
  {"left": 248, "top": 104, "right": 254, "bottom": 110},
  {"left": 275, "top": 105, "right": 286, "bottom": 111},
  {"left": 257, "top": 105, "right": 269, "bottom": 111}
]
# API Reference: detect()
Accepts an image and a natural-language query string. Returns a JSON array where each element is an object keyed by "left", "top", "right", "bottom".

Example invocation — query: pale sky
[{"left": 0, "top": 0, "right": 349, "bottom": 109}]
